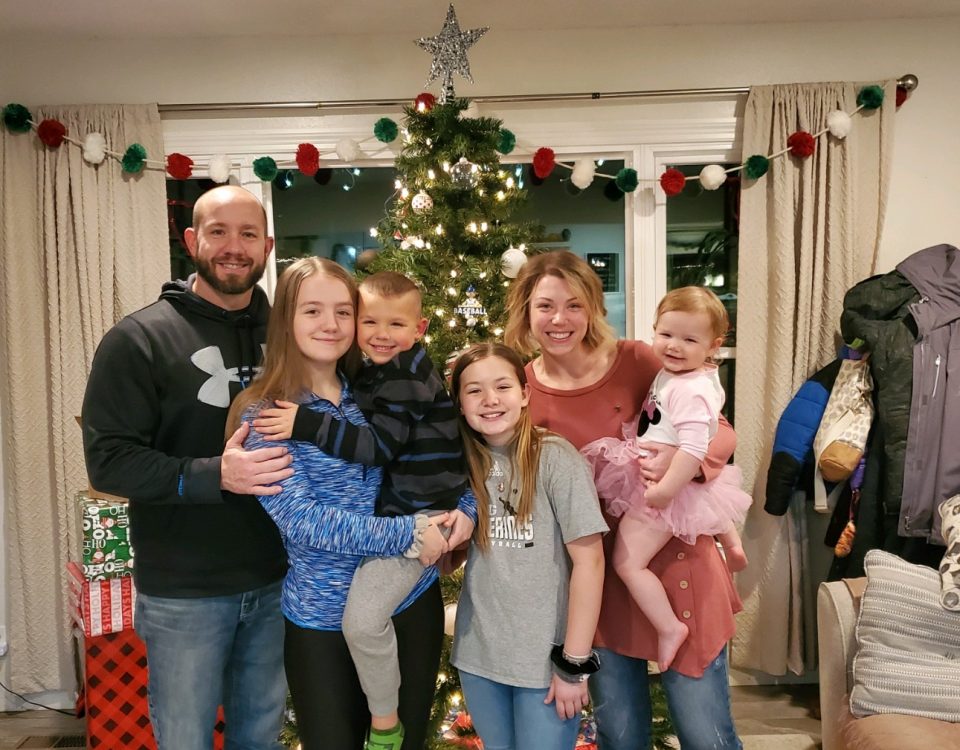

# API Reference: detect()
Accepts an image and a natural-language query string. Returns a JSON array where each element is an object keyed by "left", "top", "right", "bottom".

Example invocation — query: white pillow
[{"left": 850, "top": 549, "right": 960, "bottom": 721}]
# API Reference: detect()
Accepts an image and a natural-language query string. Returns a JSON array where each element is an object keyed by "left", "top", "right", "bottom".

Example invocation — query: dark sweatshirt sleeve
[
  {"left": 82, "top": 318, "right": 224, "bottom": 504},
  {"left": 291, "top": 362, "right": 435, "bottom": 467}
]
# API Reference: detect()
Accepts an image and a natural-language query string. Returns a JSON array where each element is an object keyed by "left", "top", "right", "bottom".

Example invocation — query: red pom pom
[
  {"left": 787, "top": 131, "right": 816, "bottom": 158},
  {"left": 659, "top": 168, "right": 686, "bottom": 196},
  {"left": 296, "top": 143, "right": 320, "bottom": 176},
  {"left": 532, "top": 147, "right": 556, "bottom": 179},
  {"left": 896, "top": 85, "right": 908, "bottom": 108},
  {"left": 37, "top": 118, "right": 66, "bottom": 148},
  {"left": 165, "top": 153, "right": 194, "bottom": 180},
  {"left": 414, "top": 92, "right": 436, "bottom": 113}
]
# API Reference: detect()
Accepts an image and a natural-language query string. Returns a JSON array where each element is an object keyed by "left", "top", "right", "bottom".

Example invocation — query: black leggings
[{"left": 284, "top": 581, "right": 444, "bottom": 750}]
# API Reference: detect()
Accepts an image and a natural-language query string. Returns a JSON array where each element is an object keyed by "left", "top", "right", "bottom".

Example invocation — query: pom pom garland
[
  {"left": 856, "top": 85, "right": 885, "bottom": 110},
  {"left": 615, "top": 167, "right": 639, "bottom": 193},
  {"left": 2, "top": 103, "right": 32, "bottom": 133},
  {"left": 336, "top": 137, "right": 362, "bottom": 163},
  {"left": 374, "top": 117, "right": 399, "bottom": 143},
  {"left": 166, "top": 153, "right": 194, "bottom": 180},
  {"left": 414, "top": 92, "right": 436, "bottom": 112},
  {"left": 208, "top": 154, "right": 232, "bottom": 183},
  {"left": 744, "top": 155, "right": 770, "bottom": 180},
  {"left": 532, "top": 147, "right": 556, "bottom": 179},
  {"left": 826, "top": 111, "right": 852, "bottom": 139},
  {"left": 1, "top": 77, "right": 908, "bottom": 195},
  {"left": 570, "top": 159, "right": 596, "bottom": 190},
  {"left": 296, "top": 143, "right": 320, "bottom": 176},
  {"left": 496, "top": 129, "right": 516, "bottom": 155},
  {"left": 37, "top": 118, "right": 67, "bottom": 147},
  {"left": 787, "top": 131, "right": 816, "bottom": 158},
  {"left": 659, "top": 168, "right": 686, "bottom": 197},
  {"left": 121, "top": 143, "right": 148, "bottom": 174},
  {"left": 699, "top": 164, "right": 727, "bottom": 191},
  {"left": 83, "top": 133, "right": 107, "bottom": 164},
  {"left": 253, "top": 156, "right": 279, "bottom": 182}
]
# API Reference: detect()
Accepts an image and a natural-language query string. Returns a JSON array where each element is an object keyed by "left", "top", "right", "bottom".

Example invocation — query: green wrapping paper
[{"left": 78, "top": 490, "right": 134, "bottom": 579}]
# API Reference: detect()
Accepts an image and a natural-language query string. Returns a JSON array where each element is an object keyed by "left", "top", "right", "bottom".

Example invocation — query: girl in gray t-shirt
[{"left": 448, "top": 343, "right": 608, "bottom": 750}]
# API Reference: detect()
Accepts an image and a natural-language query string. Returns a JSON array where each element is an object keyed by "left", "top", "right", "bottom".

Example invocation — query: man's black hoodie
[{"left": 82, "top": 277, "right": 286, "bottom": 597}]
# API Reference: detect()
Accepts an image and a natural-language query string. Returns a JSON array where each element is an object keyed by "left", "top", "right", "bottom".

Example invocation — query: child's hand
[
  {"left": 545, "top": 673, "right": 590, "bottom": 720},
  {"left": 419, "top": 515, "right": 450, "bottom": 566},
  {"left": 253, "top": 400, "right": 299, "bottom": 441},
  {"left": 643, "top": 482, "right": 673, "bottom": 509},
  {"left": 441, "top": 509, "right": 476, "bottom": 550}
]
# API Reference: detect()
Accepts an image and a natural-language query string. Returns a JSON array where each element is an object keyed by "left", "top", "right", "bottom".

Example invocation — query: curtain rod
[{"left": 157, "top": 75, "right": 918, "bottom": 114}]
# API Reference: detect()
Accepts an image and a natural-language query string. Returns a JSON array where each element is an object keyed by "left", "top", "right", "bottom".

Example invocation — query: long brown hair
[
  {"left": 450, "top": 343, "right": 547, "bottom": 551},
  {"left": 503, "top": 249, "right": 617, "bottom": 358},
  {"left": 225, "top": 257, "right": 361, "bottom": 437}
]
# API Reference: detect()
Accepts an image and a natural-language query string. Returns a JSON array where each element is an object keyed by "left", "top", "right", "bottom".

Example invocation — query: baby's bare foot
[{"left": 657, "top": 621, "right": 690, "bottom": 671}]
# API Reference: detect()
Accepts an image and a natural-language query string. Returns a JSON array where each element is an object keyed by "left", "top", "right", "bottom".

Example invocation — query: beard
[{"left": 194, "top": 254, "right": 266, "bottom": 295}]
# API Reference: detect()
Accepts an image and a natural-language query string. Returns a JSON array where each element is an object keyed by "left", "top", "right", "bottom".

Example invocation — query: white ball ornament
[
  {"left": 699, "top": 164, "right": 727, "bottom": 191},
  {"left": 336, "top": 137, "right": 362, "bottom": 163},
  {"left": 570, "top": 159, "right": 597, "bottom": 190},
  {"left": 411, "top": 190, "right": 434, "bottom": 214},
  {"left": 82, "top": 133, "right": 107, "bottom": 165},
  {"left": 501, "top": 246, "right": 528, "bottom": 279},
  {"left": 208, "top": 154, "right": 232, "bottom": 184},
  {"left": 826, "top": 111, "right": 852, "bottom": 139}
]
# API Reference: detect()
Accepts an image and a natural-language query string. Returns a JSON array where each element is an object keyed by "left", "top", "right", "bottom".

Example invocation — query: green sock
[{"left": 365, "top": 722, "right": 404, "bottom": 750}]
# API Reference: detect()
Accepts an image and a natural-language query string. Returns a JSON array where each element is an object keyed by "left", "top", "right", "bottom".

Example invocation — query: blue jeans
[
  {"left": 590, "top": 647, "right": 742, "bottom": 750},
  {"left": 459, "top": 671, "right": 579, "bottom": 750},
  {"left": 135, "top": 580, "right": 287, "bottom": 750}
]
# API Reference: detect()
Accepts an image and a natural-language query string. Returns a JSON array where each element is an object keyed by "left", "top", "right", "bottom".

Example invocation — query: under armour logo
[{"left": 191, "top": 346, "right": 262, "bottom": 408}]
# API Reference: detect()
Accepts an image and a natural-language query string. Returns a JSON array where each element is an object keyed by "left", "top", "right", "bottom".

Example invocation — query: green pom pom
[
  {"left": 744, "top": 155, "right": 770, "bottom": 180},
  {"left": 3, "top": 103, "right": 33, "bottom": 133},
  {"left": 121, "top": 143, "right": 148, "bottom": 174},
  {"left": 374, "top": 117, "right": 398, "bottom": 143},
  {"left": 253, "top": 156, "right": 278, "bottom": 182},
  {"left": 856, "top": 85, "right": 885, "bottom": 110},
  {"left": 615, "top": 168, "right": 639, "bottom": 193},
  {"left": 497, "top": 129, "right": 516, "bottom": 155}
]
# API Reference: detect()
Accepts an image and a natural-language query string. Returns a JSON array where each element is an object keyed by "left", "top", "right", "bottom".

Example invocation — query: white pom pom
[
  {"left": 82, "top": 133, "right": 107, "bottom": 165},
  {"left": 570, "top": 159, "right": 597, "bottom": 190},
  {"left": 208, "top": 154, "right": 232, "bottom": 184},
  {"left": 826, "top": 110, "right": 852, "bottom": 139},
  {"left": 699, "top": 164, "right": 727, "bottom": 191},
  {"left": 501, "top": 246, "right": 528, "bottom": 279},
  {"left": 461, "top": 101, "right": 480, "bottom": 119},
  {"left": 336, "top": 138, "right": 362, "bottom": 163}
]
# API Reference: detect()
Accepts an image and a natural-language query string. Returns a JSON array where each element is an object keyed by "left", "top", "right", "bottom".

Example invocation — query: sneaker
[{"left": 365, "top": 722, "right": 404, "bottom": 750}]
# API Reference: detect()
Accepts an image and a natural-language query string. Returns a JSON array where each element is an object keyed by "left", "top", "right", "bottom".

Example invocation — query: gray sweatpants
[{"left": 342, "top": 520, "right": 449, "bottom": 718}]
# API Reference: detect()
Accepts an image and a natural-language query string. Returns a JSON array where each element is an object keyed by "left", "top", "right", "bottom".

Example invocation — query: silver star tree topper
[{"left": 415, "top": 4, "right": 488, "bottom": 103}]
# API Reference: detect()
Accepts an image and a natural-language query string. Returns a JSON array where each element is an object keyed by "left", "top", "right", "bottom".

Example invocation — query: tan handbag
[{"left": 812, "top": 355, "right": 874, "bottom": 511}]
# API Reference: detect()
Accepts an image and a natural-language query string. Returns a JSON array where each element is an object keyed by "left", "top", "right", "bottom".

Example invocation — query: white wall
[{"left": 2, "top": 16, "right": 958, "bottom": 270}]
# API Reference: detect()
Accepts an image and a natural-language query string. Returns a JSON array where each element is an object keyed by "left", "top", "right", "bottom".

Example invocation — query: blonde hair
[
  {"left": 450, "top": 343, "right": 547, "bottom": 551},
  {"left": 225, "top": 257, "right": 361, "bottom": 437},
  {"left": 504, "top": 250, "right": 616, "bottom": 357},
  {"left": 655, "top": 286, "right": 730, "bottom": 342}
]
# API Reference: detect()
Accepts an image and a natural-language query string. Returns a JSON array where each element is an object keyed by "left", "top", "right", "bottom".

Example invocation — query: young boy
[{"left": 254, "top": 270, "right": 471, "bottom": 750}]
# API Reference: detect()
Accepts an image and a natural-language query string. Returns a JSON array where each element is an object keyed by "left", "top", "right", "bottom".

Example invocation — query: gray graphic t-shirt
[{"left": 451, "top": 435, "right": 608, "bottom": 688}]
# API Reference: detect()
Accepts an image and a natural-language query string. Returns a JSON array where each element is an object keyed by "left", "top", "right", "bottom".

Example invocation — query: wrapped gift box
[
  {"left": 81, "top": 628, "right": 224, "bottom": 749},
  {"left": 67, "top": 561, "right": 136, "bottom": 637},
  {"left": 77, "top": 490, "right": 134, "bottom": 580}
]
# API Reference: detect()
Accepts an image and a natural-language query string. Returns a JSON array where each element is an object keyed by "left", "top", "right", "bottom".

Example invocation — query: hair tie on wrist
[{"left": 550, "top": 643, "right": 600, "bottom": 682}]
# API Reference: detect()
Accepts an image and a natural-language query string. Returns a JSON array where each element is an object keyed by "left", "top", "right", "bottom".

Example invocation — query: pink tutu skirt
[{"left": 580, "top": 438, "right": 752, "bottom": 545}]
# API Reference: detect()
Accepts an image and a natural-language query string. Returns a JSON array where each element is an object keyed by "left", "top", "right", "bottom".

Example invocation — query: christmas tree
[{"left": 364, "top": 95, "right": 541, "bottom": 372}]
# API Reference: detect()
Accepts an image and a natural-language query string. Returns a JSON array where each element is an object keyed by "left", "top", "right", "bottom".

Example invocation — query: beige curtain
[
  {"left": 730, "top": 82, "right": 894, "bottom": 675},
  {"left": 0, "top": 105, "right": 168, "bottom": 692}
]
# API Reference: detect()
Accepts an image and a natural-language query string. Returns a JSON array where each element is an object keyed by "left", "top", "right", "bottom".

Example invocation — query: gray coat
[{"left": 898, "top": 244, "right": 960, "bottom": 540}]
